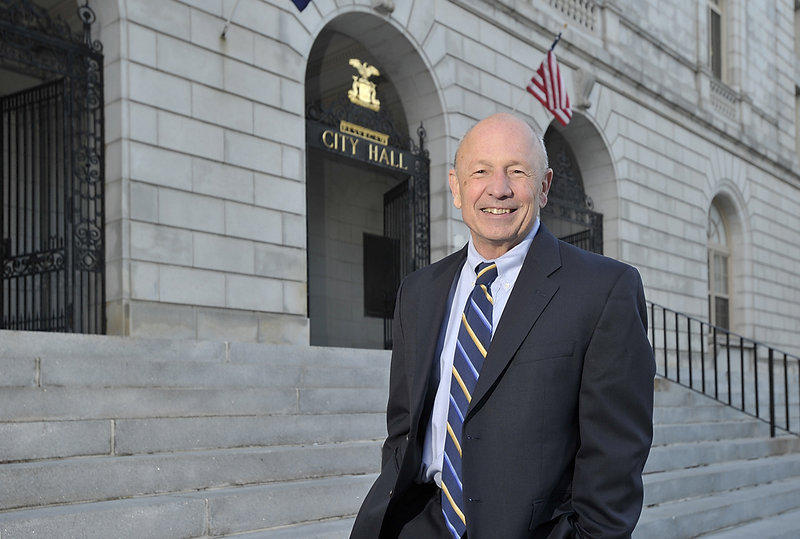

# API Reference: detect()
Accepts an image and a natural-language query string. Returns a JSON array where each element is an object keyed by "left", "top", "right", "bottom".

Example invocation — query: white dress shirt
[{"left": 420, "top": 218, "right": 541, "bottom": 484}]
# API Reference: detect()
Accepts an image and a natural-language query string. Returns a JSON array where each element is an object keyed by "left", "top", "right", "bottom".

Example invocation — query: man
[{"left": 351, "top": 112, "right": 655, "bottom": 538}]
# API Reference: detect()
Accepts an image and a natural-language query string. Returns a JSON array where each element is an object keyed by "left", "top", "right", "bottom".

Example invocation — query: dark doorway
[{"left": 306, "top": 147, "right": 409, "bottom": 349}]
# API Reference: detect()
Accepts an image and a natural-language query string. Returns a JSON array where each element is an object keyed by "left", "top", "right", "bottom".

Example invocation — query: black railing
[{"left": 649, "top": 302, "right": 800, "bottom": 438}]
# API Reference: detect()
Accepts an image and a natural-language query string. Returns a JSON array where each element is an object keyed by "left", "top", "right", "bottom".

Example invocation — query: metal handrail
[{"left": 648, "top": 302, "right": 800, "bottom": 437}]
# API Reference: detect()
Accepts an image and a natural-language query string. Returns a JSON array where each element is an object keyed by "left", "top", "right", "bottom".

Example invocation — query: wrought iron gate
[
  {"left": 542, "top": 127, "right": 603, "bottom": 254},
  {"left": 382, "top": 179, "right": 410, "bottom": 346},
  {"left": 0, "top": 1, "right": 105, "bottom": 333}
]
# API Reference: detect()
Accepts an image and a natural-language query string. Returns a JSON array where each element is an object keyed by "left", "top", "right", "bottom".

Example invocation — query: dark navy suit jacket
[{"left": 351, "top": 224, "right": 655, "bottom": 538}]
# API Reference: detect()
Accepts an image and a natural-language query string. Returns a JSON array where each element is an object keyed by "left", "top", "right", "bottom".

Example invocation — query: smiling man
[
  {"left": 350, "top": 113, "right": 655, "bottom": 539},
  {"left": 449, "top": 113, "right": 551, "bottom": 260}
]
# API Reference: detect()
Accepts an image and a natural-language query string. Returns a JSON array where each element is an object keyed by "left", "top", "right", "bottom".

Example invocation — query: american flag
[{"left": 526, "top": 50, "right": 572, "bottom": 126}]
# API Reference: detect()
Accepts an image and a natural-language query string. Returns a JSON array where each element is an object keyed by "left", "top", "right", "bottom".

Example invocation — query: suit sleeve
[
  {"left": 349, "top": 279, "right": 413, "bottom": 539},
  {"left": 382, "top": 278, "right": 412, "bottom": 469},
  {"left": 568, "top": 265, "right": 655, "bottom": 538}
]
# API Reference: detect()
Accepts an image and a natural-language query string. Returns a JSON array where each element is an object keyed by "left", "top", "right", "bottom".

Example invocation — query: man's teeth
[{"left": 483, "top": 208, "right": 511, "bottom": 214}]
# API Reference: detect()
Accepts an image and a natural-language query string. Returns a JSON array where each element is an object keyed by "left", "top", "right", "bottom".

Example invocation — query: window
[
  {"left": 707, "top": 203, "right": 730, "bottom": 329},
  {"left": 708, "top": 0, "right": 724, "bottom": 80}
]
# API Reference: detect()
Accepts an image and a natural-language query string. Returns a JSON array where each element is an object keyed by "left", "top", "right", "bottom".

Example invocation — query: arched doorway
[
  {"left": 305, "top": 25, "right": 430, "bottom": 349},
  {"left": 542, "top": 126, "right": 603, "bottom": 254},
  {"left": 0, "top": 0, "right": 105, "bottom": 333}
]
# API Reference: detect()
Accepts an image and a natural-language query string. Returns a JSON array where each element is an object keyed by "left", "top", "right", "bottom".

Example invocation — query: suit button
[{"left": 389, "top": 489, "right": 393, "bottom": 497}]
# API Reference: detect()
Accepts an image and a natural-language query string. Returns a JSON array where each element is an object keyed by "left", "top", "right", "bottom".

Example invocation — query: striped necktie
[{"left": 442, "top": 261, "right": 498, "bottom": 538}]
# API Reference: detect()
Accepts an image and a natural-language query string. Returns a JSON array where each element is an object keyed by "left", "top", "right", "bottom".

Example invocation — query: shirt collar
[{"left": 466, "top": 217, "right": 540, "bottom": 279}]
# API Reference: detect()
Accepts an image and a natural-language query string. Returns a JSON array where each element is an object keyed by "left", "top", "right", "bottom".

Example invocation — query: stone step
[
  {"left": 1, "top": 413, "right": 387, "bottom": 463},
  {"left": 192, "top": 475, "right": 374, "bottom": 537},
  {"left": 0, "top": 442, "right": 381, "bottom": 511},
  {"left": 634, "top": 475, "right": 800, "bottom": 538},
  {"left": 0, "top": 495, "right": 207, "bottom": 539},
  {"left": 229, "top": 517, "right": 355, "bottom": 538},
  {"left": 0, "top": 386, "right": 387, "bottom": 421},
  {"left": 17, "top": 357, "right": 390, "bottom": 389},
  {"left": 1, "top": 351, "right": 390, "bottom": 389},
  {"left": 0, "top": 330, "right": 390, "bottom": 366},
  {"left": 658, "top": 387, "right": 800, "bottom": 415},
  {"left": 656, "top": 356, "right": 800, "bottom": 376},
  {"left": 662, "top": 379, "right": 800, "bottom": 393},
  {"left": 652, "top": 402, "right": 751, "bottom": 424},
  {"left": 0, "top": 330, "right": 226, "bottom": 362},
  {"left": 652, "top": 377, "right": 731, "bottom": 406},
  {"left": 652, "top": 375, "right": 800, "bottom": 436},
  {"left": 643, "top": 453, "right": 800, "bottom": 506},
  {"left": 644, "top": 435, "right": 800, "bottom": 474},
  {"left": 696, "top": 507, "right": 800, "bottom": 538},
  {"left": 652, "top": 418, "right": 769, "bottom": 445},
  {"left": 114, "top": 413, "right": 386, "bottom": 455},
  {"left": 654, "top": 374, "right": 799, "bottom": 404},
  {"left": 0, "top": 475, "right": 373, "bottom": 539}
]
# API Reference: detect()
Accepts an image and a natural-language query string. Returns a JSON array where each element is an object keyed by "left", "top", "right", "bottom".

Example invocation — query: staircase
[
  {"left": 636, "top": 378, "right": 800, "bottom": 538},
  {"left": 1, "top": 331, "right": 800, "bottom": 538},
  {"left": 0, "top": 330, "right": 387, "bottom": 538}
]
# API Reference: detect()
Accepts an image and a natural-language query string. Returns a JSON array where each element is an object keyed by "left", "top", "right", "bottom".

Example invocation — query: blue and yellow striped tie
[{"left": 442, "top": 261, "right": 498, "bottom": 538}]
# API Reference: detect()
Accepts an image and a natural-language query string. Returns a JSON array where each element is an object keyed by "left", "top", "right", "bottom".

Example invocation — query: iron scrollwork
[{"left": 2, "top": 239, "right": 66, "bottom": 279}]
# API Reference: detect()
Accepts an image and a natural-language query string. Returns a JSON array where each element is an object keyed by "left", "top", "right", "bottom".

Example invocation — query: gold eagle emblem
[{"left": 348, "top": 58, "right": 381, "bottom": 111}]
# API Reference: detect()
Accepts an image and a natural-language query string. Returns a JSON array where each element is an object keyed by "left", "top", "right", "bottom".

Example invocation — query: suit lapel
[{"left": 468, "top": 226, "right": 562, "bottom": 417}]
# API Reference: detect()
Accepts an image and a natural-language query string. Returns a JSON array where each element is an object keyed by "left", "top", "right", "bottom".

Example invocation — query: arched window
[{"left": 707, "top": 202, "right": 730, "bottom": 329}]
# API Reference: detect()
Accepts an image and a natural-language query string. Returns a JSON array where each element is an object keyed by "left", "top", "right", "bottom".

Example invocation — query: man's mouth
[{"left": 482, "top": 208, "right": 513, "bottom": 215}]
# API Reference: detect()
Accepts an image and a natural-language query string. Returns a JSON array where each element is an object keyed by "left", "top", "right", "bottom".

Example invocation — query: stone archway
[
  {"left": 304, "top": 13, "right": 441, "bottom": 349},
  {"left": 543, "top": 112, "right": 618, "bottom": 258}
]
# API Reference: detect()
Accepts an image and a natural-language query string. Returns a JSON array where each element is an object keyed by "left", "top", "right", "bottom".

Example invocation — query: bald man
[{"left": 351, "top": 113, "right": 654, "bottom": 539}]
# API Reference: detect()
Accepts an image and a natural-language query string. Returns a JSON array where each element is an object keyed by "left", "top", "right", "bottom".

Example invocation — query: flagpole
[
  {"left": 512, "top": 24, "right": 567, "bottom": 113},
  {"left": 550, "top": 23, "right": 567, "bottom": 51},
  {"left": 220, "top": 0, "right": 242, "bottom": 39}
]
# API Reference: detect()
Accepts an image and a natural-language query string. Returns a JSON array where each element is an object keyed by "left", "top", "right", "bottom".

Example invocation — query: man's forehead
[{"left": 463, "top": 156, "right": 532, "bottom": 168}]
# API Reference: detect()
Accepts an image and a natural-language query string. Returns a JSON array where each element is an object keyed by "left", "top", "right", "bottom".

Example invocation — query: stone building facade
[{"left": 1, "top": 0, "right": 799, "bottom": 355}]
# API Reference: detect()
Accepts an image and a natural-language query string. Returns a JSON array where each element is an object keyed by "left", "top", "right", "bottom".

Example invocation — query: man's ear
[
  {"left": 448, "top": 169, "right": 462, "bottom": 209},
  {"left": 539, "top": 168, "right": 553, "bottom": 207}
]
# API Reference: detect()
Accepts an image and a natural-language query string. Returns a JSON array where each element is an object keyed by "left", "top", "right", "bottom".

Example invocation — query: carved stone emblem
[{"left": 347, "top": 58, "right": 381, "bottom": 111}]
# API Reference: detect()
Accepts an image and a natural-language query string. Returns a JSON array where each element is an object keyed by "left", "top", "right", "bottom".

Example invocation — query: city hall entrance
[{"left": 305, "top": 29, "right": 430, "bottom": 349}]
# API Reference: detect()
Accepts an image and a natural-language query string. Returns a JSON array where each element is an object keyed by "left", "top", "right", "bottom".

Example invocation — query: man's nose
[{"left": 487, "top": 170, "right": 513, "bottom": 198}]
